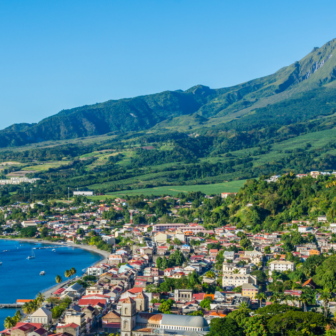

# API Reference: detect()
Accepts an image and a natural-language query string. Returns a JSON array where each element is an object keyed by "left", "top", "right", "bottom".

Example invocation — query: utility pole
[
  {"left": 24, "top": 187, "right": 25, "bottom": 198},
  {"left": 68, "top": 187, "right": 70, "bottom": 202},
  {"left": 30, "top": 188, "right": 32, "bottom": 201}
]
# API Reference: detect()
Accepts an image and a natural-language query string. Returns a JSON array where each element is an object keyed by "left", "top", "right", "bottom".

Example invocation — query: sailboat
[{"left": 27, "top": 249, "right": 35, "bottom": 260}]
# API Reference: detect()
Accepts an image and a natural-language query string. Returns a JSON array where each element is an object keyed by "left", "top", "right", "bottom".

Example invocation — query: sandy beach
[{"left": 0, "top": 238, "right": 111, "bottom": 298}]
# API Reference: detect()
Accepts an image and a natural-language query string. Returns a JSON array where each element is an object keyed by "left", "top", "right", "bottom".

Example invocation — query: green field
[
  {"left": 22, "top": 162, "right": 70, "bottom": 171},
  {"left": 88, "top": 180, "right": 246, "bottom": 199}
]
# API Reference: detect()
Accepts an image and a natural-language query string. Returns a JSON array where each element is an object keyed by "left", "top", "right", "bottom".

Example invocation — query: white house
[
  {"left": 268, "top": 260, "right": 295, "bottom": 275},
  {"left": 87, "top": 266, "right": 104, "bottom": 276}
]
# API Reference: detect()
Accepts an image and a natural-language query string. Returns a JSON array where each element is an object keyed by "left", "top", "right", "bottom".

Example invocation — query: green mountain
[{"left": 1, "top": 38, "right": 336, "bottom": 148}]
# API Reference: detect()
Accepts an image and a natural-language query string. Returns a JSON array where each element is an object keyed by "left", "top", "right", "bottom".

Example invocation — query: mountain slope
[{"left": 1, "top": 38, "right": 336, "bottom": 148}]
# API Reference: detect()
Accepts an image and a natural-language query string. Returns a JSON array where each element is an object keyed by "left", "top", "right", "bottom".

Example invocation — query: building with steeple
[{"left": 120, "top": 292, "right": 209, "bottom": 336}]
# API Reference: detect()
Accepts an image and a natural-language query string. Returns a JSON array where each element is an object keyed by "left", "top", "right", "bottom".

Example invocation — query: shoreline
[{"left": 0, "top": 238, "right": 111, "bottom": 299}]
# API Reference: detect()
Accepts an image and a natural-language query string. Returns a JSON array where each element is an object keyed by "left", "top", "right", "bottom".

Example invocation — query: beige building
[
  {"left": 222, "top": 263, "right": 250, "bottom": 275},
  {"left": 85, "top": 285, "right": 104, "bottom": 296},
  {"left": 30, "top": 307, "right": 52, "bottom": 325},
  {"left": 154, "top": 232, "right": 167, "bottom": 243},
  {"left": 222, "top": 273, "right": 257, "bottom": 287}
]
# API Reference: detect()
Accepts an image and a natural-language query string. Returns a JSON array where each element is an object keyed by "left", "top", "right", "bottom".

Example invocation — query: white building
[
  {"left": 268, "top": 260, "right": 295, "bottom": 275},
  {"left": 21, "top": 220, "right": 39, "bottom": 227},
  {"left": 0, "top": 177, "right": 40, "bottom": 185},
  {"left": 73, "top": 191, "right": 94, "bottom": 196},
  {"left": 223, "top": 263, "right": 250, "bottom": 275},
  {"left": 222, "top": 273, "right": 257, "bottom": 287},
  {"left": 152, "top": 223, "right": 186, "bottom": 232},
  {"left": 221, "top": 192, "right": 237, "bottom": 199},
  {"left": 87, "top": 266, "right": 104, "bottom": 276},
  {"left": 298, "top": 226, "right": 313, "bottom": 233}
]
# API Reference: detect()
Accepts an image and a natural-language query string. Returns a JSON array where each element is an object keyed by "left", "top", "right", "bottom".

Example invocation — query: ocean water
[{"left": 0, "top": 240, "right": 102, "bottom": 329}]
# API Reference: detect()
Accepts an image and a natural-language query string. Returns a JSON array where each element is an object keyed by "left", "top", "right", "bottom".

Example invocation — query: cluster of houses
[
  {"left": 265, "top": 170, "right": 336, "bottom": 183},
  {"left": 2, "top": 172, "right": 336, "bottom": 335},
  {"left": 0, "top": 177, "right": 40, "bottom": 185}
]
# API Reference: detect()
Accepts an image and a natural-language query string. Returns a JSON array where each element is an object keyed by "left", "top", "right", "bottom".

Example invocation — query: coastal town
[{"left": 1, "top": 171, "right": 336, "bottom": 335}]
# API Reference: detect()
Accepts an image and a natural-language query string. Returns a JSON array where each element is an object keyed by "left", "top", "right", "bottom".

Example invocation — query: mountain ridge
[{"left": 1, "top": 38, "right": 336, "bottom": 148}]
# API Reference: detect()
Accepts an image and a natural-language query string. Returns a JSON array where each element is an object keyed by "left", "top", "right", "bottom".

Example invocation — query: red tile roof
[
  {"left": 78, "top": 299, "right": 106, "bottom": 307},
  {"left": 57, "top": 323, "right": 79, "bottom": 329}
]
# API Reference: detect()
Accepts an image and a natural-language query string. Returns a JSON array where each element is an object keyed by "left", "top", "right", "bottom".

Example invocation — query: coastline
[{"left": 0, "top": 238, "right": 111, "bottom": 299}]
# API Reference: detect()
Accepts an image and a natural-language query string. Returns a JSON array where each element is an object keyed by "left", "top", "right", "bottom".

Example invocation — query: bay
[{"left": 0, "top": 240, "right": 102, "bottom": 329}]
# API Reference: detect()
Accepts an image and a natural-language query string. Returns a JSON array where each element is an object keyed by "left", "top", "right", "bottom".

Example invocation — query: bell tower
[{"left": 121, "top": 297, "right": 137, "bottom": 336}]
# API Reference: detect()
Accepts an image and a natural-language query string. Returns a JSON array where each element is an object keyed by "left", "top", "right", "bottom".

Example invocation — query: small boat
[
  {"left": 40, "top": 271, "right": 45, "bottom": 275},
  {"left": 27, "top": 249, "right": 35, "bottom": 260},
  {"left": 52, "top": 249, "right": 56, "bottom": 252}
]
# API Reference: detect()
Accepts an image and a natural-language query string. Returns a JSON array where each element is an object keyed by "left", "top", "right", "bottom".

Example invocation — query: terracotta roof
[
  {"left": 57, "top": 323, "right": 79, "bottom": 329},
  {"left": 138, "top": 313, "right": 162, "bottom": 323},
  {"left": 124, "top": 297, "right": 135, "bottom": 304},
  {"left": 103, "top": 311, "right": 121, "bottom": 319},
  {"left": 127, "top": 287, "right": 144, "bottom": 294}
]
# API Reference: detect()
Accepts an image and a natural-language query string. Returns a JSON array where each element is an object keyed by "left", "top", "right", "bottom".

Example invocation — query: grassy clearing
[
  {"left": 22, "top": 162, "right": 69, "bottom": 171},
  {"left": 88, "top": 180, "right": 246, "bottom": 198}
]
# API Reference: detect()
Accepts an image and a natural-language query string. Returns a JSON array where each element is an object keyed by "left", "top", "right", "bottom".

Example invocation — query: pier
[{"left": 0, "top": 303, "right": 24, "bottom": 308}]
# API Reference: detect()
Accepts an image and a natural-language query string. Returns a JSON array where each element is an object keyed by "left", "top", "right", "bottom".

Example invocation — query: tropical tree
[
  {"left": 205, "top": 271, "right": 216, "bottom": 278},
  {"left": 319, "top": 289, "right": 332, "bottom": 317},
  {"left": 270, "top": 292, "right": 281, "bottom": 304},
  {"left": 65, "top": 270, "right": 71, "bottom": 279},
  {"left": 255, "top": 292, "right": 267, "bottom": 308},
  {"left": 22, "top": 302, "right": 32, "bottom": 314},
  {"left": 4, "top": 316, "right": 15, "bottom": 329},
  {"left": 14, "top": 310, "right": 23, "bottom": 322},
  {"left": 36, "top": 292, "right": 45, "bottom": 307},
  {"left": 284, "top": 294, "right": 293, "bottom": 305},
  {"left": 70, "top": 267, "right": 77, "bottom": 278},
  {"left": 55, "top": 275, "right": 62, "bottom": 284}
]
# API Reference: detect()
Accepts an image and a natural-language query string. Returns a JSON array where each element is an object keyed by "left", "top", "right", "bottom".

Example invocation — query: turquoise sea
[{"left": 0, "top": 240, "right": 102, "bottom": 329}]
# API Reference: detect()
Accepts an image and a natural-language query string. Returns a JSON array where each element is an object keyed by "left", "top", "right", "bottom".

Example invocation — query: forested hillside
[{"left": 1, "top": 38, "right": 336, "bottom": 148}]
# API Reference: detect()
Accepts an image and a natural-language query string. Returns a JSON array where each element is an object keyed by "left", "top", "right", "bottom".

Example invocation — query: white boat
[
  {"left": 52, "top": 249, "right": 56, "bottom": 252},
  {"left": 27, "top": 248, "right": 35, "bottom": 260},
  {"left": 40, "top": 271, "right": 45, "bottom": 275}
]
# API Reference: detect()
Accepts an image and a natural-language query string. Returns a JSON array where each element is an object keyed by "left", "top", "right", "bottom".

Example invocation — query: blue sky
[{"left": 1, "top": 0, "right": 336, "bottom": 129}]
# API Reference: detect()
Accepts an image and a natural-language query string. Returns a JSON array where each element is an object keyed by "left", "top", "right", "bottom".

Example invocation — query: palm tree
[
  {"left": 319, "top": 290, "right": 332, "bottom": 317},
  {"left": 55, "top": 275, "right": 62, "bottom": 284},
  {"left": 300, "top": 292, "right": 310, "bottom": 312},
  {"left": 22, "top": 302, "right": 31, "bottom": 314},
  {"left": 233, "top": 269, "right": 240, "bottom": 274},
  {"left": 14, "top": 310, "right": 23, "bottom": 322},
  {"left": 256, "top": 292, "right": 267, "bottom": 308},
  {"left": 36, "top": 292, "right": 45, "bottom": 307},
  {"left": 65, "top": 270, "right": 70, "bottom": 279},
  {"left": 270, "top": 292, "right": 281, "bottom": 304},
  {"left": 4, "top": 317, "right": 15, "bottom": 329},
  {"left": 255, "top": 293, "right": 263, "bottom": 308},
  {"left": 70, "top": 267, "right": 77, "bottom": 278},
  {"left": 29, "top": 300, "right": 38, "bottom": 313}
]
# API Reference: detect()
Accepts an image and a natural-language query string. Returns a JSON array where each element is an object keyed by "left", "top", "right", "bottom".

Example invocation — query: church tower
[
  {"left": 135, "top": 291, "right": 149, "bottom": 312},
  {"left": 121, "top": 297, "right": 137, "bottom": 336}
]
